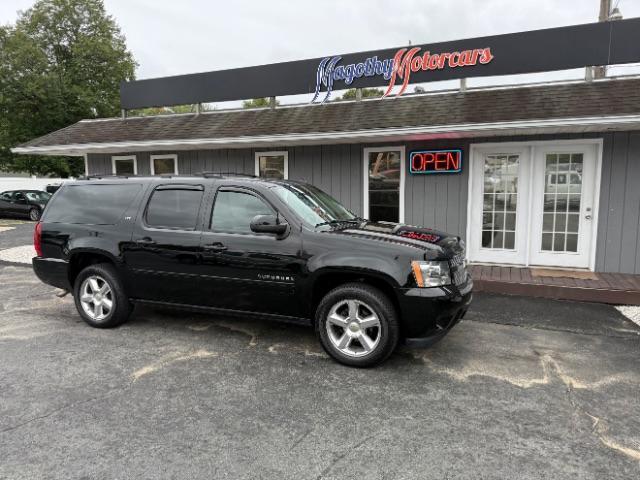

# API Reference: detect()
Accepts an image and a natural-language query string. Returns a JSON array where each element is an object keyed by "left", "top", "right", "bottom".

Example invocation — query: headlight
[{"left": 411, "top": 260, "right": 451, "bottom": 287}]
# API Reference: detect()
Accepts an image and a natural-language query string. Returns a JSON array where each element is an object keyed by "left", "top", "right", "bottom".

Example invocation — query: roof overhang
[{"left": 11, "top": 114, "right": 640, "bottom": 156}]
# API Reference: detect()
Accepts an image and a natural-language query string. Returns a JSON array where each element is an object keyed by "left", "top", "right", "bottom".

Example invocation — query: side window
[
  {"left": 0, "top": 192, "right": 12, "bottom": 201},
  {"left": 146, "top": 186, "right": 204, "bottom": 230},
  {"left": 211, "top": 190, "right": 273, "bottom": 234}
]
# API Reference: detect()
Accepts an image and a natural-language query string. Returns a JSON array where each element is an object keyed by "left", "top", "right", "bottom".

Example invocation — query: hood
[{"left": 323, "top": 220, "right": 464, "bottom": 258}]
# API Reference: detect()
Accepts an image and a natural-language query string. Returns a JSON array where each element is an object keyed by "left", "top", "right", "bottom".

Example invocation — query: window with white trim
[
  {"left": 112, "top": 155, "right": 137, "bottom": 175},
  {"left": 363, "top": 147, "right": 405, "bottom": 223},
  {"left": 150, "top": 154, "right": 178, "bottom": 175},
  {"left": 255, "top": 151, "right": 288, "bottom": 179}
]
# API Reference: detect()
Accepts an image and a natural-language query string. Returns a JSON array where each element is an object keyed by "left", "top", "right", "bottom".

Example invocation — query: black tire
[
  {"left": 29, "top": 207, "right": 41, "bottom": 221},
  {"left": 73, "top": 263, "right": 132, "bottom": 328},
  {"left": 316, "top": 283, "right": 399, "bottom": 367}
]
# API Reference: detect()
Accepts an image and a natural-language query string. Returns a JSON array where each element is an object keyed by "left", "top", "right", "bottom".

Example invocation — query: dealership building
[{"left": 12, "top": 19, "right": 640, "bottom": 286}]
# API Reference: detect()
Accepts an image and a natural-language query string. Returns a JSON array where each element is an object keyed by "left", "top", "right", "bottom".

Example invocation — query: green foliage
[
  {"left": 131, "top": 103, "right": 214, "bottom": 117},
  {"left": 242, "top": 97, "right": 280, "bottom": 109},
  {"left": 0, "top": 0, "right": 136, "bottom": 177},
  {"left": 336, "top": 88, "right": 384, "bottom": 101}
]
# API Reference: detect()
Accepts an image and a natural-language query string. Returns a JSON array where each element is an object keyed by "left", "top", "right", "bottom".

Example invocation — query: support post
[
  {"left": 594, "top": 0, "right": 612, "bottom": 79},
  {"left": 459, "top": 78, "right": 467, "bottom": 92},
  {"left": 121, "top": 109, "right": 127, "bottom": 119},
  {"left": 269, "top": 96, "right": 277, "bottom": 109},
  {"left": 355, "top": 88, "right": 363, "bottom": 101},
  {"left": 585, "top": 66, "right": 594, "bottom": 82}
]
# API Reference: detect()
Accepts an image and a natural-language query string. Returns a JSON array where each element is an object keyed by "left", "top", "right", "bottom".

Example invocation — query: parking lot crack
[
  {"left": 465, "top": 318, "right": 640, "bottom": 340},
  {"left": 0, "top": 384, "right": 129, "bottom": 435},
  {"left": 553, "top": 359, "right": 640, "bottom": 464},
  {"left": 314, "top": 431, "right": 379, "bottom": 480},
  {"left": 290, "top": 427, "right": 313, "bottom": 450},
  {"left": 131, "top": 349, "right": 218, "bottom": 381}
]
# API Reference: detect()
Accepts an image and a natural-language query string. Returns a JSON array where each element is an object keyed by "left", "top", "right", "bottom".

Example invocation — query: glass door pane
[
  {"left": 367, "top": 150, "right": 401, "bottom": 222},
  {"left": 541, "top": 153, "right": 583, "bottom": 253},
  {"left": 481, "top": 154, "right": 519, "bottom": 250}
]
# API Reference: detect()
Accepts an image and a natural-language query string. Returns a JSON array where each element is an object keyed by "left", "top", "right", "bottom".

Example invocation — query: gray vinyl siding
[
  {"left": 596, "top": 131, "right": 640, "bottom": 274},
  {"left": 87, "top": 130, "right": 640, "bottom": 274}
]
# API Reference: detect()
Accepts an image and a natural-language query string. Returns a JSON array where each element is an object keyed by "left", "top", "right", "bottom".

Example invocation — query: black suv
[{"left": 32, "top": 175, "right": 472, "bottom": 367}]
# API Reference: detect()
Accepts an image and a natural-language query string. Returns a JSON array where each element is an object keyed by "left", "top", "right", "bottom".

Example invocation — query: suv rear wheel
[
  {"left": 73, "top": 263, "right": 132, "bottom": 328},
  {"left": 316, "top": 283, "right": 399, "bottom": 367}
]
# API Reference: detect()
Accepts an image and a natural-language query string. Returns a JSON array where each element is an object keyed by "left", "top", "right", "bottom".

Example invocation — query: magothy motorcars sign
[
  {"left": 120, "top": 18, "right": 640, "bottom": 110},
  {"left": 312, "top": 48, "right": 494, "bottom": 103}
]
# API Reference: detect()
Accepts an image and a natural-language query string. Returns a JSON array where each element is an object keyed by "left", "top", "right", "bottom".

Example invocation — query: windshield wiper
[{"left": 314, "top": 219, "right": 362, "bottom": 228}]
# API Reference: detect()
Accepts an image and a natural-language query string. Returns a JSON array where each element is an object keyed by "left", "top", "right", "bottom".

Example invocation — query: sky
[{"left": 1, "top": 0, "right": 640, "bottom": 107}]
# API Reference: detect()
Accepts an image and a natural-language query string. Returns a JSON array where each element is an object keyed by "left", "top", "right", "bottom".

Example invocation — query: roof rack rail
[
  {"left": 80, "top": 174, "right": 139, "bottom": 180},
  {"left": 197, "top": 171, "right": 257, "bottom": 178}
]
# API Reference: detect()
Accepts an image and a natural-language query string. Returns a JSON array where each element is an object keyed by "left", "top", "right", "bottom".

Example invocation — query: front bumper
[{"left": 396, "top": 277, "right": 472, "bottom": 347}]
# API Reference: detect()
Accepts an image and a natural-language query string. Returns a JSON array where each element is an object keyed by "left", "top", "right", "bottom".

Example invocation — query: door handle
[
  {"left": 584, "top": 215, "right": 592, "bottom": 220},
  {"left": 203, "top": 243, "right": 227, "bottom": 252},
  {"left": 136, "top": 237, "right": 156, "bottom": 245}
]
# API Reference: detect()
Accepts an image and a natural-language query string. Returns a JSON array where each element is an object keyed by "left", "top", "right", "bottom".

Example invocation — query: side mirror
[{"left": 250, "top": 214, "right": 288, "bottom": 236}]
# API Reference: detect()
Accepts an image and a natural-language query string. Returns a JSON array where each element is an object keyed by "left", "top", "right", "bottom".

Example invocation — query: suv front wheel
[
  {"left": 73, "top": 263, "right": 132, "bottom": 328},
  {"left": 316, "top": 283, "right": 399, "bottom": 367}
]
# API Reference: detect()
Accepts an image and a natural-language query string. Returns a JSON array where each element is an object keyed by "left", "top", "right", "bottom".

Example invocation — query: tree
[
  {"left": 336, "top": 88, "right": 384, "bottom": 101},
  {"left": 242, "top": 97, "right": 280, "bottom": 109},
  {"left": 0, "top": 0, "right": 136, "bottom": 177},
  {"left": 131, "top": 103, "right": 214, "bottom": 117}
]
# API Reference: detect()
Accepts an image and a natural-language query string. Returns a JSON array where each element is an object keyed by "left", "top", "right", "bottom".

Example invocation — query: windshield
[
  {"left": 272, "top": 184, "right": 356, "bottom": 227},
  {"left": 25, "top": 191, "right": 51, "bottom": 202}
]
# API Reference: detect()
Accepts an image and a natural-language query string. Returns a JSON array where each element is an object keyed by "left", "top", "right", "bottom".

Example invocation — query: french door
[{"left": 468, "top": 141, "right": 600, "bottom": 269}]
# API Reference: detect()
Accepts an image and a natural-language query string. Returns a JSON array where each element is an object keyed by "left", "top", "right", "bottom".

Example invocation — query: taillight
[{"left": 33, "top": 222, "right": 43, "bottom": 257}]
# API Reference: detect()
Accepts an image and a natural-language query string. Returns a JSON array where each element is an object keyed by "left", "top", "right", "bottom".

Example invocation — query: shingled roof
[{"left": 13, "top": 76, "right": 640, "bottom": 155}]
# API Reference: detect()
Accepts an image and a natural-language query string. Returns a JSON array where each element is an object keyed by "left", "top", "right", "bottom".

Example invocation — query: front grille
[
  {"left": 450, "top": 253, "right": 466, "bottom": 268},
  {"left": 450, "top": 252, "right": 468, "bottom": 285}
]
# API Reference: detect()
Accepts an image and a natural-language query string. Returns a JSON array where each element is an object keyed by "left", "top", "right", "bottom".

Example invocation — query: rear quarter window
[{"left": 44, "top": 184, "right": 142, "bottom": 225}]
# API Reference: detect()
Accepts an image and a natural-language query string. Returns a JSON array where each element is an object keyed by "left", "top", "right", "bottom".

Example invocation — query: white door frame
[
  {"left": 363, "top": 146, "right": 406, "bottom": 223},
  {"left": 467, "top": 138, "right": 603, "bottom": 271},
  {"left": 467, "top": 144, "right": 531, "bottom": 265}
]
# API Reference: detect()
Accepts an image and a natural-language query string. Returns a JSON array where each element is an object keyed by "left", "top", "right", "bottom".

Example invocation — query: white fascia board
[{"left": 10, "top": 114, "right": 640, "bottom": 156}]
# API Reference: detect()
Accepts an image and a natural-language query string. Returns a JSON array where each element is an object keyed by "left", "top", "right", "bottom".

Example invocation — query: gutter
[{"left": 11, "top": 114, "right": 640, "bottom": 156}]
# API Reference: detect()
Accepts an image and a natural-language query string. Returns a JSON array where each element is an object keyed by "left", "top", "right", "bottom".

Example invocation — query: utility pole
[{"left": 593, "top": 0, "right": 612, "bottom": 79}]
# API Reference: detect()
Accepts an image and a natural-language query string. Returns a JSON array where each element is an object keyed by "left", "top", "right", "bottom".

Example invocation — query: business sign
[
  {"left": 410, "top": 149, "right": 462, "bottom": 174},
  {"left": 120, "top": 18, "right": 640, "bottom": 110},
  {"left": 312, "top": 47, "right": 494, "bottom": 103}
]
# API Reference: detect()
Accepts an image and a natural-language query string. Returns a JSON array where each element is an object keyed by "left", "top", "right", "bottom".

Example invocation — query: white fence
[{"left": 0, "top": 177, "right": 75, "bottom": 192}]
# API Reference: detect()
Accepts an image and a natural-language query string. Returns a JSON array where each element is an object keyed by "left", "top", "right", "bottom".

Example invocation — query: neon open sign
[{"left": 410, "top": 149, "right": 463, "bottom": 174}]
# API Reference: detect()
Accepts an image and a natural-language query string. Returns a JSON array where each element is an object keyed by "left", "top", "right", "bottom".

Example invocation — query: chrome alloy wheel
[
  {"left": 79, "top": 275, "right": 113, "bottom": 321},
  {"left": 326, "top": 299, "right": 381, "bottom": 357}
]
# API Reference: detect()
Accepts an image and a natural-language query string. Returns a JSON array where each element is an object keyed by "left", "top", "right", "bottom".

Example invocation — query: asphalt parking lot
[{"left": 1, "top": 222, "right": 639, "bottom": 479}]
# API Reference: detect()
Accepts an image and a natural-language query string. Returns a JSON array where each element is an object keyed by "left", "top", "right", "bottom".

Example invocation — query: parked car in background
[
  {"left": 45, "top": 183, "right": 62, "bottom": 194},
  {"left": 0, "top": 190, "right": 52, "bottom": 221}
]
